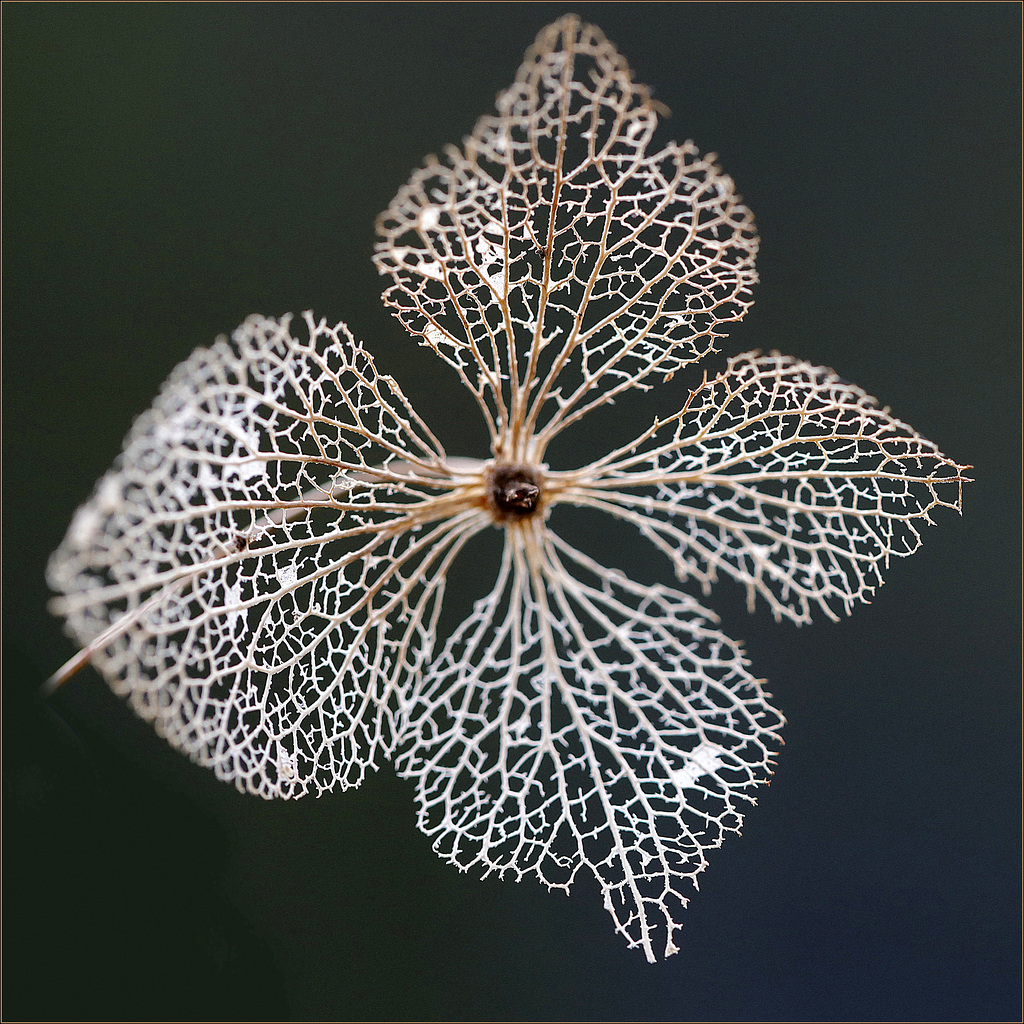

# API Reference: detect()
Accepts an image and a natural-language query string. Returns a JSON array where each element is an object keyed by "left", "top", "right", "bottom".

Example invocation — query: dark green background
[{"left": 5, "top": 3, "right": 1019, "bottom": 1019}]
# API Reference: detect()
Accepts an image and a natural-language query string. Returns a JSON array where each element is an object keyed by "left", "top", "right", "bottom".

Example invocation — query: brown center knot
[{"left": 487, "top": 463, "right": 542, "bottom": 521}]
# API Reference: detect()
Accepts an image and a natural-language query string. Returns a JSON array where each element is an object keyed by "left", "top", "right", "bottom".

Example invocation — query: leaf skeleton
[{"left": 45, "top": 17, "right": 968, "bottom": 962}]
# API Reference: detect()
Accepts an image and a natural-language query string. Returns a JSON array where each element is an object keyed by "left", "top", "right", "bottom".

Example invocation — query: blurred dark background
[{"left": 4, "top": 4, "right": 1019, "bottom": 1019}]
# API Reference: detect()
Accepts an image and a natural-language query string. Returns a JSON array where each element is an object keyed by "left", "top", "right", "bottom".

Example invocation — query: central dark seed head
[{"left": 488, "top": 464, "right": 541, "bottom": 520}]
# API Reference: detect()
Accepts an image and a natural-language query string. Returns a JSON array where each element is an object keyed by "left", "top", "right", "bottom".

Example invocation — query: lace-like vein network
[
  {"left": 554, "top": 352, "right": 968, "bottom": 624},
  {"left": 397, "top": 521, "right": 783, "bottom": 961},
  {"left": 375, "top": 16, "right": 759, "bottom": 462},
  {"left": 46, "top": 14, "right": 968, "bottom": 963},
  {"left": 48, "top": 312, "right": 489, "bottom": 798}
]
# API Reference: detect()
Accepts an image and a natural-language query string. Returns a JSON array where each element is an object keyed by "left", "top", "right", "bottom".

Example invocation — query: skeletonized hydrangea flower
[{"left": 47, "top": 17, "right": 967, "bottom": 961}]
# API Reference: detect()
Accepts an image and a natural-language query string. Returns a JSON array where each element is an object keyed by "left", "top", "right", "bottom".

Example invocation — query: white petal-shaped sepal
[
  {"left": 48, "top": 313, "right": 485, "bottom": 798},
  {"left": 396, "top": 525, "right": 783, "bottom": 961},
  {"left": 374, "top": 16, "right": 758, "bottom": 457},
  {"left": 562, "top": 352, "right": 969, "bottom": 623}
]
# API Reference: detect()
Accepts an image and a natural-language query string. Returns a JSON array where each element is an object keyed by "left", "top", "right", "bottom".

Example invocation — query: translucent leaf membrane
[
  {"left": 556, "top": 353, "right": 969, "bottom": 624},
  {"left": 374, "top": 15, "right": 758, "bottom": 462},
  {"left": 48, "top": 313, "right": 488, "bottom": 797},
  {"left": 397, "top": 522, "right": 782, "bottom": 962}
]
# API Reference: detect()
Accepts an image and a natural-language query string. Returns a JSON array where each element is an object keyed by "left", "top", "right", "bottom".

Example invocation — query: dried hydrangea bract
[{"left": 47, "top": 18, "right": 967, "bottom": 961}]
